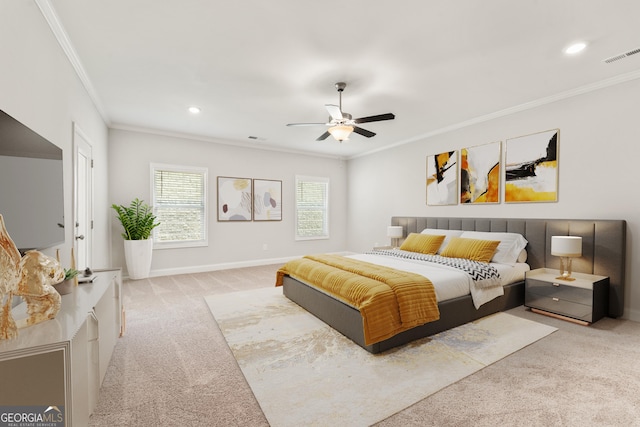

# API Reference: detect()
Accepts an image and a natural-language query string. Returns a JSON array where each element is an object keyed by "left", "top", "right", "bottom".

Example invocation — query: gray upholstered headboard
[{"left": 391, "top": 216, "right": 627, "bottom": 318}]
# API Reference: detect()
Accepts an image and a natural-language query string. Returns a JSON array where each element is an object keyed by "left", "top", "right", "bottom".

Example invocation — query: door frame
[{"left": 72, "top": 122, "right": 93, "bottom": 271}]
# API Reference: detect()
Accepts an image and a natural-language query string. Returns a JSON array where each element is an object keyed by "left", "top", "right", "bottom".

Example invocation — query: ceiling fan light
[{"left": 328, "top": 125, "right": 353, "bottom": 141}]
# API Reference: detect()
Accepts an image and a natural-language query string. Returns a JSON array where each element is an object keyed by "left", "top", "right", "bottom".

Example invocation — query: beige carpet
[
  {"left": 205, "top": 287, "right": 557, "bottom": 427},
  {"left": 89, "top": 266, "right": 640, "bottom": 426}
]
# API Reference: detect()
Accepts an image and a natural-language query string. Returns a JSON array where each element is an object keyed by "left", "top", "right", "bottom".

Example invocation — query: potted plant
[
  {"left": 112, "top": 198, "right": 160, "bottom": 279},
  {"left": 54, "top": 267, "right": 79, "bottom": 295}
]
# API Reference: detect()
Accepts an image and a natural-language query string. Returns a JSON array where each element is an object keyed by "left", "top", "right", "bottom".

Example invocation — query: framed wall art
[
  {"left": 253, "top": 179, "right": 282, "bottom": 221},
  {"left": 217, "top": 176, "right": 252, "bottom": 221},
  {"left": 426, "top": 151, "right": 458, "bottom": 206},
  {"left": 504, "top": 129, "right": 558, "bottom": 203},
  {"left": 460, "top": 141, "right": 501, "bottom": 204}
]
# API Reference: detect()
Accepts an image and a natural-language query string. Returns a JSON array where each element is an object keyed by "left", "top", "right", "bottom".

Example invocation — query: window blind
[
  {"left": 295, "top": 176, "right": 329, "bottom": 239},
  {"left": 152, "top": 164, "right": 207, "bottom": 246}
]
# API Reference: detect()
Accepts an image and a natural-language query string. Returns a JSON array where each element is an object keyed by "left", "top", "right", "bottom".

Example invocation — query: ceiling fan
[{"left": 286, "top": 82, "right": 395, "bottom": 142}]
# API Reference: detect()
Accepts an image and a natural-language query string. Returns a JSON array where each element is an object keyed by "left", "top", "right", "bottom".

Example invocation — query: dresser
[
  {"left": 0, "top": 269, "right": 123, "bottom": 426},
  {"left": 525, "top": 268, "right": 609, "bottom": 324}
]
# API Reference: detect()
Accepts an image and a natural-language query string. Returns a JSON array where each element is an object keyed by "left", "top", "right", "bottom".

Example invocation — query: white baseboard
[
  {"left": 623, "top": 306, "right": 640, "bottom": 322},
  {"left": 129, "top": 251, "right": 352, "bottom": 279},
  {"left": 145, "top": 256, "right": 297, "bottom": 278}
]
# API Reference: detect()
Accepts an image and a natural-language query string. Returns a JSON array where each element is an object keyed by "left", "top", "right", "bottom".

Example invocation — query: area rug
[{"left": 205, "top": 287, "right": 556, "bottom": 427}]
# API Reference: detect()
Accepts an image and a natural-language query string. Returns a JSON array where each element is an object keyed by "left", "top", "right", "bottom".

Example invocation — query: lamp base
[{"left": 556, "top": 257, "right": 576, "bottom": 281}]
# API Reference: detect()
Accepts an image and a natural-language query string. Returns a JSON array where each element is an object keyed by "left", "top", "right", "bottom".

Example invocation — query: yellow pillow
[
  {"left": 399, "top": 233, "right": 446, "bottom": 255},
  {"left": 440, "top": 237, "right": 500, "bottom": 263}
]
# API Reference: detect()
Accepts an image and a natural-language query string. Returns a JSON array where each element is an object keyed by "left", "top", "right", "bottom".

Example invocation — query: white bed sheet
[{"left": 348, "top": 253, "right": 529, "bottom": 308}]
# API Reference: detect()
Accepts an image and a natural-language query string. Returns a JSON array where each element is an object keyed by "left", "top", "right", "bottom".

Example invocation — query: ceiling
[{"left": 40, "top": 0, "right": 640, "bottom": 159}]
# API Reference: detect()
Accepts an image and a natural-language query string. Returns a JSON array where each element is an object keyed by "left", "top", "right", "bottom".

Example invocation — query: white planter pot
[{"left": 124, "top": 239, "right": 153, "bottom": 279}]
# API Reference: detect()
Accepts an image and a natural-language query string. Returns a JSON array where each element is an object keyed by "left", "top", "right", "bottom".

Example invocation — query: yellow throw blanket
[{"left": 276, "top": 254, "right": 440, "bottom": 345}]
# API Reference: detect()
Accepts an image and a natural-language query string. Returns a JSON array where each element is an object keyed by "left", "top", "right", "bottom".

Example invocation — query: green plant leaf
[
  {"left": 64, "top": 267, "right": 79, "bottom": 280},
  {"left": 111, "top": 198, "right": 160, "bottom": 240}
]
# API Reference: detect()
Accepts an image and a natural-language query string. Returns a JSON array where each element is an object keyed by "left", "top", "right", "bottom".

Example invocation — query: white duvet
[{"left": 348, "top": 253, "right": 530, "bottom": 308}]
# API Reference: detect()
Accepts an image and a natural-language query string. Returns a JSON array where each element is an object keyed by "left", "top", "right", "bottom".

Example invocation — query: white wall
[
  {"left": 6, "top": 0, "right": 637, "bottom": 321},
  {"left": 108, "top": 128, "right": 348, "bottom": 276},
  {"left": 0, "top": 2, "right": 110, "bottom": 269},
  {"left": 347, "top": 77, "right": 640, "bottom": 320}
]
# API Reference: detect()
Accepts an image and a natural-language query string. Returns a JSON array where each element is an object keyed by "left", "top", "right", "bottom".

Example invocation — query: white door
[{"left": 73, "top": 124, "right": 93, "bottom": 272}]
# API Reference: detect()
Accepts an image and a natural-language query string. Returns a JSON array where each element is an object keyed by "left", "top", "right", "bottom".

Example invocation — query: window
[
  {"left": 151, "top": 163, "right": 207, "bottom": 248},
  {"left": 295, "top": 175, "right": 329, "bottom": 240}
]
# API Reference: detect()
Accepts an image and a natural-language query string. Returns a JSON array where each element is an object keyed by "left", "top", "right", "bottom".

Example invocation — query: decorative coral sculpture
[
  {"left": 15, "top": 250, "right": 63, "bottom": 329},
  {"left": 0, "top": 214, "right": 21, "bottom": 339},
  {"left": 0, "top": 214, "right": 63, "bottom": 339}
]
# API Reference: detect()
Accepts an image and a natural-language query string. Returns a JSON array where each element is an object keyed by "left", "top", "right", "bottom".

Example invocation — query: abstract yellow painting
[
  {"left": 460, "top": 141, "right": 501, "bottom": 204},
  {"left": 505, "top": 129, "right": 558, "bottom": 203}
]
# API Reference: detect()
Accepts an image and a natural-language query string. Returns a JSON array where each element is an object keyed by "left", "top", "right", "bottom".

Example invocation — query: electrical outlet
[{"left": 262, "top": 243, "right": 268, "bottom": 251}]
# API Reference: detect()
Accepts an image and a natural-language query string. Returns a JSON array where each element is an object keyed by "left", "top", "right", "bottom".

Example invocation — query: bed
[{"left": 278, "top": 217, "right": 626, "bottom": 354}]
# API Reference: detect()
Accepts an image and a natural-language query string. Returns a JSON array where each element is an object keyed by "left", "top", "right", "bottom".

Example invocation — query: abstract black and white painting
[{"left": 426, "top": 151, "right": 458, "bottom": 205}]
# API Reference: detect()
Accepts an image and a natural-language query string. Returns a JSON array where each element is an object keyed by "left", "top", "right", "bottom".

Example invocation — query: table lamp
[
  {"left": 387, "top": 226, "right": 404, "bottom": 248},
  {"left": 551, "top": 236, "right": 582, "bottom": 281}
]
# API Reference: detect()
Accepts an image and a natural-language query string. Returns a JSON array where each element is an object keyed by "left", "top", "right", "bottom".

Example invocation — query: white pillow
[
  {"left": 421, "top": 228, "right": 464, "bottom": 254},
  {"left": 517, "top": 249, "right": 528, "bottom": 263},
  {"left": 459, "top": 231, "right": 528, "bottom": 265}
]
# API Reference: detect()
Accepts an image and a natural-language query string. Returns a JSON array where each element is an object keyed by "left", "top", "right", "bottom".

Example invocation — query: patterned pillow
[
  {"left": 399, "top": 233, "right": 446, "bottom": 255},
  {"left": 440, "top": 237, "right": 500, "bottom": 263}
]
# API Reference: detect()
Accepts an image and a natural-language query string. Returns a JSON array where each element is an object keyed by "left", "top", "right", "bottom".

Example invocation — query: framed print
[
  {"left": 460, "top": 141, "right": 501, "bottom": 204},
  {"left": 217, "top": 176, "right": 252, "bottom": 221},
  {"left": 426, "top": 151, "right": 458, "bottom": 205},
  {"left": 253, "top": 179, "right": 282, "bottom": 221},
  {"left": 505, "top": 129, "right": 558, "bottom": 203}
]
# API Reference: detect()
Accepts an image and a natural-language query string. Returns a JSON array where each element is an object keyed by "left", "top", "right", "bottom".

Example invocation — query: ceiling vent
[{"left": 603, "top": 47, "right": 640, "bottom": 64}]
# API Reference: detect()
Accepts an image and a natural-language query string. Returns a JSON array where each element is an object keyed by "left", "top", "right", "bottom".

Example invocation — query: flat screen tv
[{"left": 0, "top": 109, "right": 65, "bottom": 253}]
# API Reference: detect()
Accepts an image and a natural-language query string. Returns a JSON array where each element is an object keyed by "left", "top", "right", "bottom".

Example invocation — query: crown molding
[
  {"left": 352, "top": 69, "right": 640, "bottom": 160},
  {"left": 35, "top": 0, "right": 110, "bottom": 125},
  {"left": 109, "top": 122, "right": 346, "bottom": 160}
]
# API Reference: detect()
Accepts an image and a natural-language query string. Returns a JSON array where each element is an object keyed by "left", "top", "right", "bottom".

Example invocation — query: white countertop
[{"left": 0, "top": 269, "right": 119, "bottom": 355}]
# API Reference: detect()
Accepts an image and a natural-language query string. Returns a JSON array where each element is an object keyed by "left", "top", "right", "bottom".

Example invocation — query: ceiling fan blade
[
  {"left": 316, "top": 131, "right": 331, "bottom": 141},
  {"left": 287, "top": 122, "right": 328, "bottom": 127},
  {"left": 325, "top": 104, "right": 343, "bottom": 120},
  {"left": 353, "top": 126, "right": 376, "bottom": 138},
  {"left": 354, "top": 113, "right": 395, "bottom": 124}
]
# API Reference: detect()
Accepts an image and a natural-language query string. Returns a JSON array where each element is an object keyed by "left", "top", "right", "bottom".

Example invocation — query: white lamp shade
[
  {"left": 551, "top": 236, "right": 582, "bottom": 257},
  {"left": 328, "top": 125, "right": 353, "bottom": 141},
  {"left": 387, "top": 226, "right": 404, "bottom": 238}
]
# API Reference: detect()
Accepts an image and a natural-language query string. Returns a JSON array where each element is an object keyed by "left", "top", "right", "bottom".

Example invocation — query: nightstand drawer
[
  {"left": 525, "top": 294, "right": 593, "bottom": 322},
  {"left": 526, "top": 278, "right": 592, "bottom": 305}
]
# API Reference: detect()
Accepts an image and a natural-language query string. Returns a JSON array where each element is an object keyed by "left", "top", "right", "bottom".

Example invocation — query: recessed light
[
  {"left": 188, "top": 106, "right": 201, "bottom": 114},
  {"left": 565, "top": 42, "right": 587, "bottom": 55}
]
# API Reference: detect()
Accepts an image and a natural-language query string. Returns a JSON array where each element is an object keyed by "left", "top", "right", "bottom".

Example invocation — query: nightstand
[{"left": 525, "top": 268, "right": 609, "bottom": 325}]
